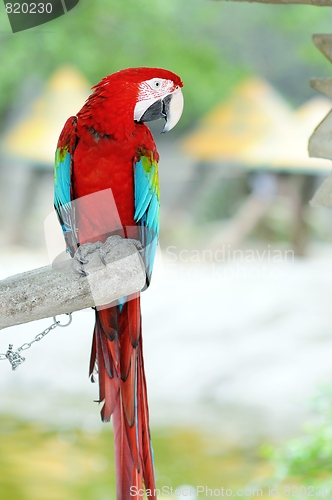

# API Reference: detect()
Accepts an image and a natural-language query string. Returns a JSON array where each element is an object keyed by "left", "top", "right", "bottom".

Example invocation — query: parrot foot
[
  {"left": 73, "top": 241, "right": 102, "bottom": 276},
  {"left": 127, "top": 239, "right": 143, "bottom": 253},
  {"left": 99, "top": 236, "right": 143, "bottom": 266},
  {"left": 73, "top": 237, "right": 144, "bottom": 274}
]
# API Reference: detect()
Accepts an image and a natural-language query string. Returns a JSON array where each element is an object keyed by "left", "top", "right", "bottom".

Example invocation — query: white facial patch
[
  {"left": 137, "top": 78, "right": 175, "bottom": 102},
  {"left": 133, "top": 78, "right": 180, "bottom": 123},
  {"left": 134, "top": 78, "right": 180, "bottom": 122}
]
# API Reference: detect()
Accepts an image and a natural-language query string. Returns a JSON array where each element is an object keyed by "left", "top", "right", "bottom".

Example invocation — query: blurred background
[{"left": 2, "top": 0, "right": 332, "bottom": 498}]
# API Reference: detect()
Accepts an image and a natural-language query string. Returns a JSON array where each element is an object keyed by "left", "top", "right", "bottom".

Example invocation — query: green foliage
[
  {"left": 0, "top": 418, "right": 269, "bottom": 500},
  {"left": 263, "top": 386, "right": 332, "bottom": 497},
  {"left": 0, "top": 0, "right": 332, "bottom": 131},
  {"left": 0, "top": 0, "right": 246, "bottom": 130}
]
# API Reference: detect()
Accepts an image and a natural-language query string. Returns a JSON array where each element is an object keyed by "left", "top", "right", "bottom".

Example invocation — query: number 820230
[
  {"left": 283, "top": 485, "right": 331, "bottom": 497},
  {"left": 5, "top": 3, "right": 53, "bottom": 14}
]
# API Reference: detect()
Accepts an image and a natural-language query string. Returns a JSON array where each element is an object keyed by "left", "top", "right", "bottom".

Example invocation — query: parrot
[{"left": 54, "top": 67, "right": 184, "bottom": 500}]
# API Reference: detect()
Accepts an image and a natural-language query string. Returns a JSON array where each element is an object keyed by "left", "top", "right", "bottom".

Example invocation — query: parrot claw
[
  {"left": 128, "top": 239, "right": 143, "bottom": 253},
  {"left": 98, "top": 236, "right": 143, "bottom": 267},
  {"left": 99, "top": 252, "right": 107, "bottom": 266},
  {"left": 78, "top": 257, "right": 89, "bottom": 264},
  {"left": 98, "top": 235, "right": 124, "bottom": 266},
  {"left": 79, "top": 268, "right": 89, "bottom": 277},
  {"left": 73, "top": 241, "right": 102, "bottom": 276}
]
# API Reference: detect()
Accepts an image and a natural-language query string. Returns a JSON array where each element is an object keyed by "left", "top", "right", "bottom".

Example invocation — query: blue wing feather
[
  {"left": 54, "top": 149, "right": 71, "bottom": 214},
  {"left": 134, "top": 156, "right": 160, "bottom": 284},
  {"left": 54, "top": 116, "right": 78, "bottom": 256}
]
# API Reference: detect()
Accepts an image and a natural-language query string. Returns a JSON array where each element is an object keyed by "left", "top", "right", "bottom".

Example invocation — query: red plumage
[{"left": 56, "top": 67, "right": 183, "bottom": 500}]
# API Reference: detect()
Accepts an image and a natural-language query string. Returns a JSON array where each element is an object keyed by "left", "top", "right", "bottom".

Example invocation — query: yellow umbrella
[
  {"left": 181, "top": 77, "right": 294, "bottom": 162},
  {"left": 245, "top": 96, "right": 332, "bottom": 172},
  {"left": 3, "top": 65, "right": 91, "bottom": 166}
]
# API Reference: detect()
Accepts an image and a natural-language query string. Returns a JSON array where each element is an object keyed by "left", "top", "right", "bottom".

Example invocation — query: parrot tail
[{"left": 90, "top": 294, "right": 156, "bottom": 500}]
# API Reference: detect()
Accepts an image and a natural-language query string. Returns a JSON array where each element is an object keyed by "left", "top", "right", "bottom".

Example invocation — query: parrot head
[
  {"left": 131, "top": 68, "right": 184, "bottom": 133},
  {"left": 90, "top": 67, "right": 184, "bottom": 134}
]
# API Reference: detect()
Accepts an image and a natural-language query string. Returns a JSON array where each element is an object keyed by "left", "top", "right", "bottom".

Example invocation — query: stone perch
[{"left": 0, "top": 236, "right": 146, "bottom": 330}]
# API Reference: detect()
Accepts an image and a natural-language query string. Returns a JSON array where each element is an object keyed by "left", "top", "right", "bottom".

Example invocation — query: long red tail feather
[{"left": 89, "top": 294, "right": 156, "bottom": 500}]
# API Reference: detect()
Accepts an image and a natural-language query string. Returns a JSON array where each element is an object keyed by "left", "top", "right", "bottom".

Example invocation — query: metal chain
[{"left": 0, "top": 313, "right": 72, "bottom": 371}]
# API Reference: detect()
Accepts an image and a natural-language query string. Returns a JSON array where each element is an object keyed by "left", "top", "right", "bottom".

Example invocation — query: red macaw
[{"left": 54, "top": 68, "right": 184, "bottom": 500}]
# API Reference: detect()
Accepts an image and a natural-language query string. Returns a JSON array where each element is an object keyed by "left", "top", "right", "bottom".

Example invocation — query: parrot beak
[
  {"left": 161, "top": 87, "right": 184, "bottom": 133},
  {"left": 134, "top": 88, "right": 184, "bottom": 132}
]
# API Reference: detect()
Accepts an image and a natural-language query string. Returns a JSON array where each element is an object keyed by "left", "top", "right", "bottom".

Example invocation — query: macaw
[{"left": 54, "top": 67, "right": 184, "bottom": 500}]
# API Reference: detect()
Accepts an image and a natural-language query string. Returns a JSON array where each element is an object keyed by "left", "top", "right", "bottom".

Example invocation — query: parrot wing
[
  {"left": 54, "top": 116, "right": 79, "bottom": 256},
  {"left": 134, "top": 154, "right": 160, "bottom": 284}
]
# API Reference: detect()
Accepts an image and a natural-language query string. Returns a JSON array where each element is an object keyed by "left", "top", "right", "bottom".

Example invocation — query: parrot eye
[{"left": 153, "top": 79, "right": 162, "bottom": 89}]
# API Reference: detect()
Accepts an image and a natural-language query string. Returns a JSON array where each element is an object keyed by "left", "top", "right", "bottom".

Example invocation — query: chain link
[{"left": 0, "top": 314, "right": 72, "bottom": 371}]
